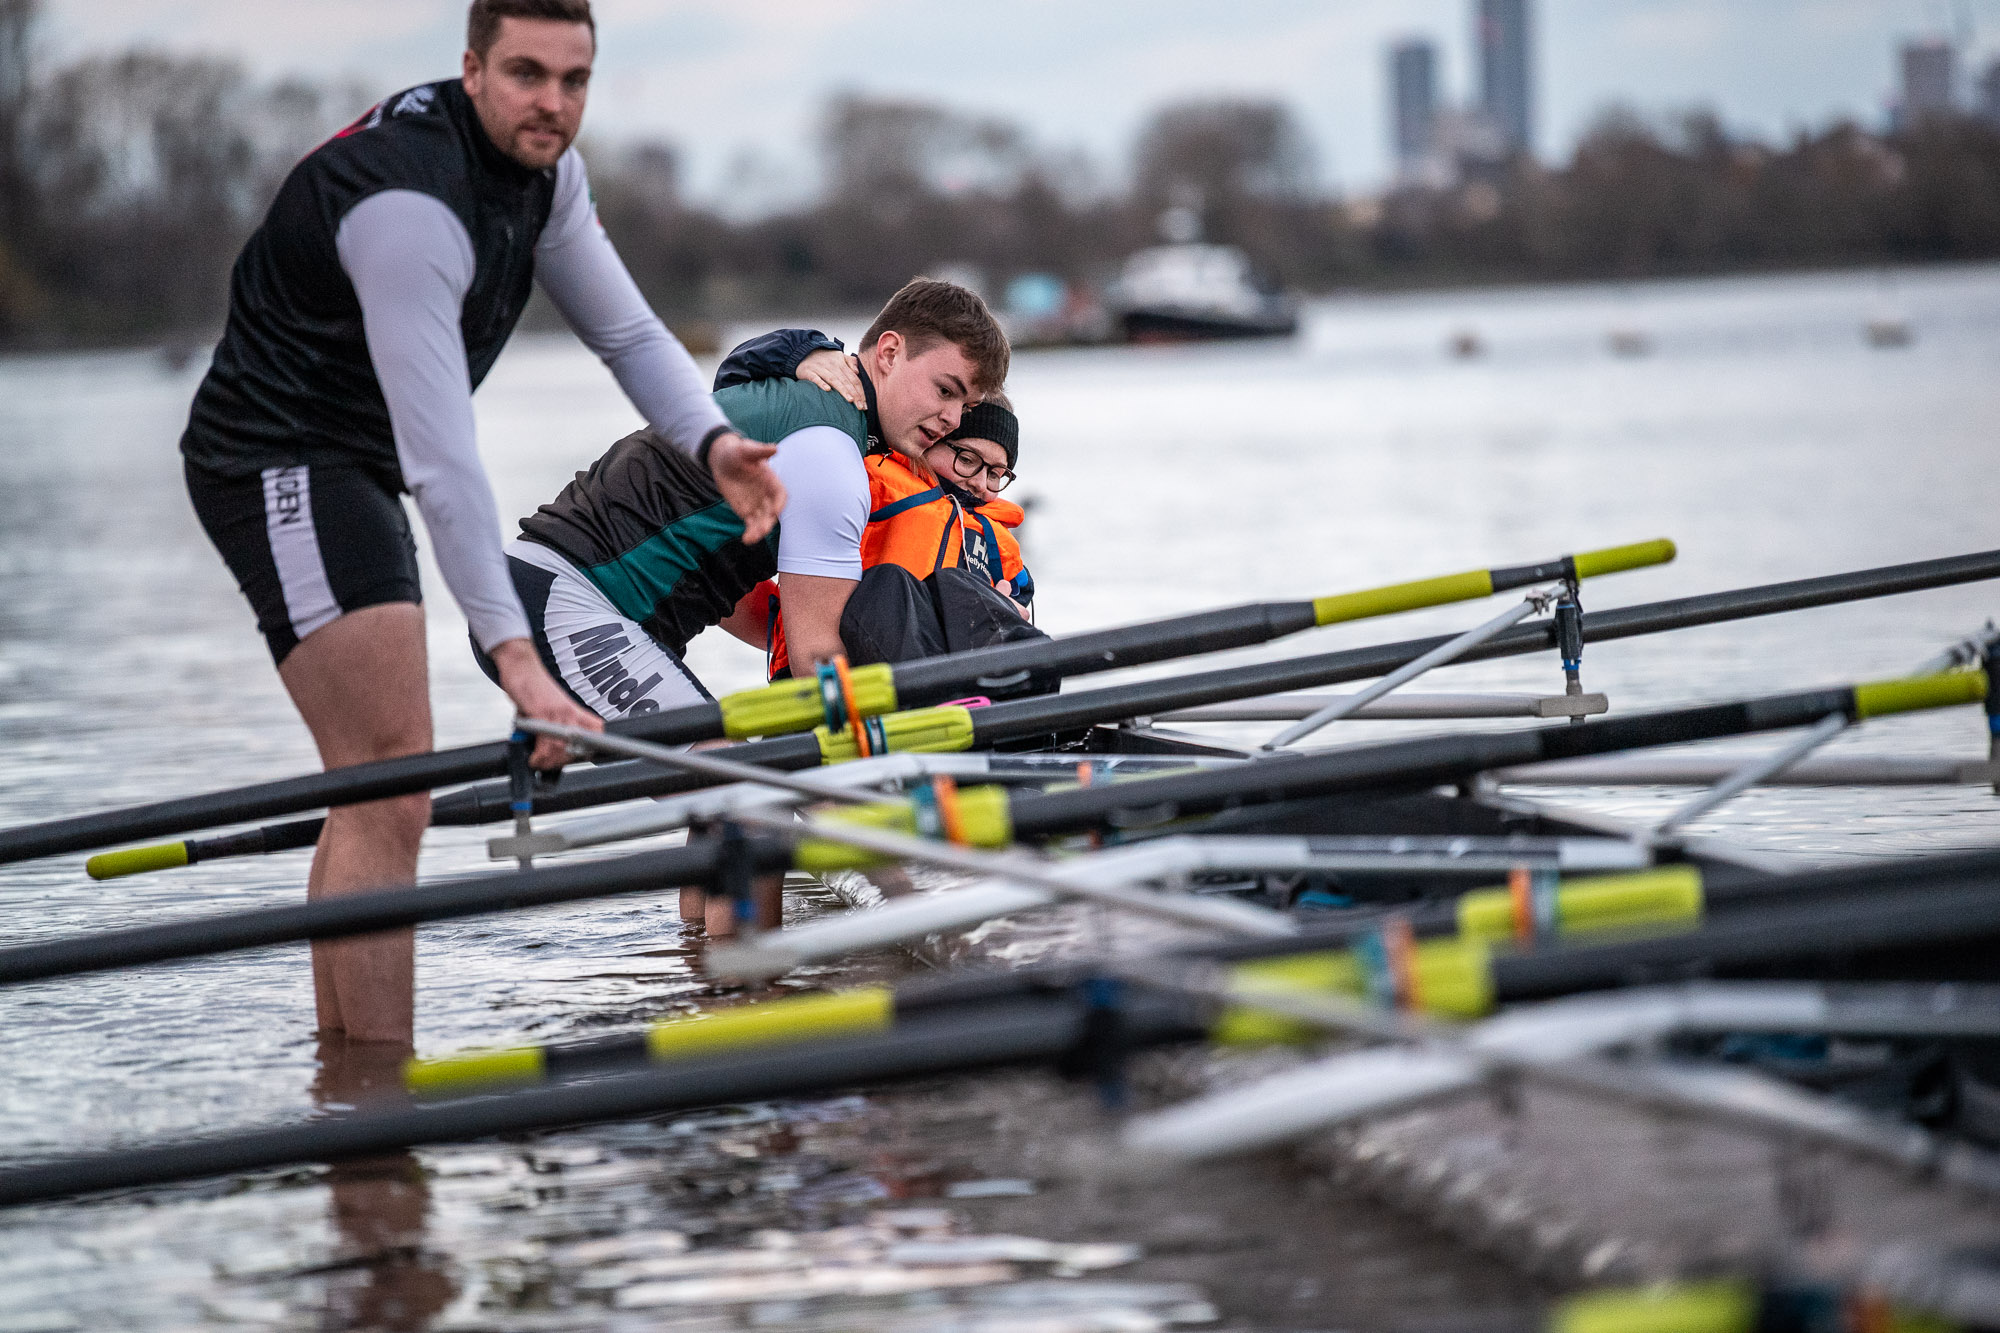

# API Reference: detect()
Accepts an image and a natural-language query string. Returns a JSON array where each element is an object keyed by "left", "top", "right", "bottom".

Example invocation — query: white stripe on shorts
[
  {"left": 507, "top": 539, "right": 712, "bottom": 720},
  {"left": 261, "top": 466, "right": 341, "bottom": 643}
]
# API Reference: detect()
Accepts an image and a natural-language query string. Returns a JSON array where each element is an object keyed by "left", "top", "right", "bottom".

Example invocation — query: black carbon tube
[{"left": 0, "top": 992, "right": 1204, "bottom": 1209}]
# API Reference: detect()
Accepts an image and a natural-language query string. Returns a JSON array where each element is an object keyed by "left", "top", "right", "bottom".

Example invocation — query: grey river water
[{"left": 1, "top": 263, "right": 1999, "bottom": 1329}]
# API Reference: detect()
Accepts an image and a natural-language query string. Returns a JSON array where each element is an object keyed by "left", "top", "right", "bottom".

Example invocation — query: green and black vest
[{"left": 517, "top": 379, "right": 870, "bottom": 656}]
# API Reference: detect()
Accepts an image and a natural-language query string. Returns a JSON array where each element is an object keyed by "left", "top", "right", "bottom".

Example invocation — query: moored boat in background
[{"left": 1105, "top": 243, "right": 1299, "bottom": 343}]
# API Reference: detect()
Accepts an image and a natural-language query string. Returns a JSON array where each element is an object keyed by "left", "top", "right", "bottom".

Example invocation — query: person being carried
[
  {"left": 477, "top": 279, "right": 1010, "bottom": 932},
  {"left": 178, "top": 0, "right": 783, "bottom": 1048},
  {"left": 710, "top": 328, "right": 1035, "bottom": 680}
]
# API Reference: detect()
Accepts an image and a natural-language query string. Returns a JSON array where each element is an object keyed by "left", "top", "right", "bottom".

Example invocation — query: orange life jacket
[{"left": 764, "top": 451, "right": 1030, "bottom": 679}]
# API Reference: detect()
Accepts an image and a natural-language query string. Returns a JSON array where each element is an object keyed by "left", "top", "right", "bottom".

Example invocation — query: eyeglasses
[{"left": 928, "top": 440, "right": 1015, "bottom": 492}]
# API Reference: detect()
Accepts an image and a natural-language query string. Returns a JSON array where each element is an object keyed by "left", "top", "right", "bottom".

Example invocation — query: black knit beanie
[{"left": 944, "top": 400, "right": 1019, "bottom": 468}]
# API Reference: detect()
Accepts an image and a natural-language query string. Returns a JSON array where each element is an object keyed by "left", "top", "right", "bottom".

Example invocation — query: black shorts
[{"left": 186, "top": 459, "right": 422, "bottom": 665}]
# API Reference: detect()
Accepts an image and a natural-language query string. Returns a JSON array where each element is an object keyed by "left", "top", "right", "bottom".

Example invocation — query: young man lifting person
[
  {"left": 710, "top": 329, "right": 1034, "bottom": 676},
  {"left": 478, "top": 278, "right": 1010, "bottom": 933}
]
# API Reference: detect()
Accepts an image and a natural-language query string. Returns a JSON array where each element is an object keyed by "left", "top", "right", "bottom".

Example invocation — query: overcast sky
[{"left": 36, "top": 0, "right": 2000, "bottom": 208}]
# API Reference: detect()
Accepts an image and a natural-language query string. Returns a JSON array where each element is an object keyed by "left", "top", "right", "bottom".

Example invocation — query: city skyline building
[
  {"left": 1899, "top": 38, "right": 1956, "bottom": 122},
  {"left": 1390, "top": 39, "right": 1440, "bottom": 170},
  {"left": 1477, "top": 0, "right": 1533, "bottom": 156}
]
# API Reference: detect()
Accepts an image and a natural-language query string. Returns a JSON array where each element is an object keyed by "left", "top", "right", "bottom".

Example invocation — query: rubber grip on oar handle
[
  {"left": 1456, "top": 867, "right": 1704, "bottom": 942},
  {"left": 405, "top": 988, "right": 895, "bottom": 1097},
  {"left": 1212, "top": 938, "right": 1496, "bottom": 1046},
  {"left": 1854, "top": 668, "right": 1989, "bottom": 718},
  {"left": 1312, "top": 570, "right": 1494, "bottom": 627},
  {"left": 793, "top": 785, "right": 1014, "bottom": 873},
  {"left": 85, "top": 842, "right": 190, "bottom": 881},
  {"left": 815, "top": 705, "right": 976, "bottom": 765},
  {"left": 404, "top": 1045, "right": 546, "bottom": 1097},
  {"left": 718, "top": 663, "right": 898, "bottom": 740},
  {"left": 645, "top": 987, "right": 894, "bottom": 1061},
  {"left": 1569, "top": 538, "right": 1677, "bottom": 579},
  {"left": 1549, "top": 1278, "right": 1756, "bottom": 1333}
]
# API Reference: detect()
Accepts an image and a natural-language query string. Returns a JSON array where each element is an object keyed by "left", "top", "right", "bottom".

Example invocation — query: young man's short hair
[
  {"left": 468, "top": 0, "right": 595, "bottom": 57},
  {"left": 860, "top": 278, "right": 1010, "bottom": 396}
]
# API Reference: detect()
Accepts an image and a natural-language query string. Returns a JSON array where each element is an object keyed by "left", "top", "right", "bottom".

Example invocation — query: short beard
[{"left": 510, "top": 126, "right": 569, "bottom": 168}]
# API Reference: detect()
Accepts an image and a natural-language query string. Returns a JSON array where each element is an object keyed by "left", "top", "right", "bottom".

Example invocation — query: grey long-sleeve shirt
[{"left": 335, "top": 148, "right": 729, "bottom": 651}]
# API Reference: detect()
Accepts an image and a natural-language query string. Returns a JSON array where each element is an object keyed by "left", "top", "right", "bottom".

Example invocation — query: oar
[
  {"left": 84, "top": 713, "right": 976, "bottom": 879},
  {"left": 85, "top": 547, "right": 2000, "bottom": 879},
  {"left": 999, "top": 669, "right": 1985, "bottom": 841},
  {"left": 404, "top": 859, "right": 1686, "bottom": 1098},
  {"left": 706, "top": 858, "right": 1703, "bottom": 985},
  {"left": 706, "top": 663, "right": 1987, "bottom": 978},
  {"left": 1, "top": 668, "right": 1984, "bottom": 988},
  {"left": 417, "top": 846, "right": 2000, "bottom": 1098},
  {"left": 0, "top": 990, "right": 1210, "bottom": 1210},
  {"left": 0, "top": 539, "right": 1677, "bottom": 868},
  {"left": 1551, "top": 1278, "right": 1977, "bottom": 1333},
  {"left": 15, "top": 850, "right": 2000, "bottom": 1209},
  {"left": 518, "top": 719, "right": 1297, "bottom": 940}
]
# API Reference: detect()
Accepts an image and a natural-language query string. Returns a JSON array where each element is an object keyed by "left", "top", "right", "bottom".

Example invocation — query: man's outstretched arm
[
  {"left": 536, "top": 150, "right": 784, "bottom": 542},
  {"left": 337, "top": 189, "right": 601, "bottom": 766}
]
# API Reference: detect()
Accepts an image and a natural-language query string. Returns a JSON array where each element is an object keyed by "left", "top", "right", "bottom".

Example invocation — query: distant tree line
[{"left": 2, "top": 0, "right": 1998, "bottom": 351}]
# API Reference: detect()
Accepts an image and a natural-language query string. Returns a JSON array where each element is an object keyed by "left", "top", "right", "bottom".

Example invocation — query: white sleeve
[
  {"left": 335, "top": 189, "right": 530, "bottom": 651},
  {"left": 535, "top": 150, "right": 732, "bottom": 453},
  {"left": 770, "top": 427, "right": 868, "bottom": 579}
]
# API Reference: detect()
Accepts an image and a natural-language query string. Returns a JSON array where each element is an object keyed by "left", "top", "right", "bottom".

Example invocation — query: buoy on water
[
  {"left": 1865, "top": 317, "right": 1913, "bottom": 349},
  {"left": 1607, "top": 329, "right": 1652, "bottom": 357}
]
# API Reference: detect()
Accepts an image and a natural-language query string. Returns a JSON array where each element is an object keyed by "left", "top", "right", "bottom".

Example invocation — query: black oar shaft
[
  {"left": 0, "top": 993, "right": 1201, "bottom": 1209},
  {"left": 0, "top": 600, "right": 1347, "bottom": 867},
  {"left": 1492, "top": 868, "right": 2000, "bottom": 1002},
  {"left": 0, "top": 700, "right": 724, "bottom": 868},
  {"left": 463, "top": 543, "right": 2000, "bottom": 817},
  {"left": 430, "top": 848, "right": 2000, "bottom": 1090},
  {"left": 181, "top": 732, "right": 829, "bottom": 865},
  {"left": 1005, "top": 690, "right": 1856, "bottom": 839},
  {"left": 430, "top": 733, "right": 828, "bottom": 825},
  {"left": 0, "top": 840, "right": 790, "bottom": 986},
  {"left": 18, "top": 549, "right": 1996, "bottom": 870},
  {"left": 972, "top": 554, "right": 2000, "bottom": 746},
  {"left": 895, "top": 603, "right": 1316, "bottom": 703},
  {"left": 2, "top": 677, "right": 1943, "bottom": 987},
  {"left": 13, "top": 850, "right": 2000, "bottom": 1207},
  {"left": 187, "top": 820, "right": 326, "bottom": 865}
]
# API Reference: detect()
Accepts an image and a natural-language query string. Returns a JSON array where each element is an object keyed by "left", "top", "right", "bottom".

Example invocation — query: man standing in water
[{"left": 177, "top": 0, "right": 784, "bottom": 1047}]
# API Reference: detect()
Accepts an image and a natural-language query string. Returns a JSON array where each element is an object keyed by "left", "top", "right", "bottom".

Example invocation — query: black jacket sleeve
[{"left": 712, "top": 328, "right": 844, "bottom": 391}]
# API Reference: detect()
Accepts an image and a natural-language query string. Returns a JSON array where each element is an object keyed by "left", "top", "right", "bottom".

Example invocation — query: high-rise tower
[
  {"left": 1476, "top": 0, "right": 1533, "bottom": 157},
  {"left": 1900, "top": 39, "right": 1956, "bottom": 123},
  {"left": 1390, "top": 39, "right": 1440, "bottom": 170}
]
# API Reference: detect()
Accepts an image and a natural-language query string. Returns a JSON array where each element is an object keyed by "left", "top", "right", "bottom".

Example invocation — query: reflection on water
[
  {"left": 2, "top": 263, "right": 2000, "bottom": 1327},
  {"left": 314, "top": 1036, "right": 457, "bottom": 1331}
]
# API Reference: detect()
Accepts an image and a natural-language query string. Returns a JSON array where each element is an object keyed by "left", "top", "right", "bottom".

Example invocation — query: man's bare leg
[
  {"left": 280, "top": 603, "right": 433, "bottom": 1046},
  {"left": 704, "top": 889, "right": 739, "bottom": 937},
  {"left": 698, "top": 874, "right": 782, "bottom": 938},
  {"left": 679, "top": 886, "right": 707, "bottom": 927}
]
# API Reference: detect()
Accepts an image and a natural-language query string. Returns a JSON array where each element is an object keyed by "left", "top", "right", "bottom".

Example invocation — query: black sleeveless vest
[{"left": 180, "top": 79, "right": 556, "bottom": 487}]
